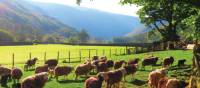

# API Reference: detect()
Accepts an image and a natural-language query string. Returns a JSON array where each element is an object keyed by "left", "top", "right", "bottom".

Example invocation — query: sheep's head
[
  {"left": 33, "top": 57, "right": 38, "bottom": 61},
  {"left": 97, "top": 72, "right": 104, "bottom": 81}
]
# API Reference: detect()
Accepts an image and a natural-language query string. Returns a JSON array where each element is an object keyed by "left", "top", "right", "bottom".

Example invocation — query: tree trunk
[{"left": 193, "top": 44, "right": 200, "bottom": 76}]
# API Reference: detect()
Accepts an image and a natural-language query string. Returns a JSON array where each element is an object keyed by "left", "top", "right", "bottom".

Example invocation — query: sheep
[
  {"left": 128, "top": 58, "right": 139, "bottom": 65},
  {"left": 178, "top": 59, "right": 186, "bottom": 67},
  {"left": 54, "top": 66, "right": 73, "bottom": 81},
  {"left": 0, "top": 66, "right": 11, "bottom": 87},
  {"left": 75, "top": 61, "right": 94, "bottom": 80},
  {"left": 35, "top": 65, "right": 48, "bottom": 74},
  {"left": 148, "top": 68, "right": 167, "bottom": 88},
  {"left": 11, "top": 67, "right": 23, "bottom": 84},
  {"left": 142, "top": 57, "right": 158, "bottom": 70},
  {"left": 21, "top": 72, "right": 48, "bottom": 88},
  {"left": 114, "top": 60, "right": 127, "bottom": 70},
  {"left": 92, "top": 56, "right": 99, "bottom": 61},
  {"left": 106, "top": 60, "right": 114, "bottom": 69},
  {"left": 96, "top": 62, "right": 109, "bottom": 73},
  {"left": 162, "top": 56, "right": 174, "bottom": 68},
  {"left": 24, "top": 58, "right": 38, "bottom": 71},
  {"left": 85, "top": 73, "right": 104, "bottom": 88},
  {"left": 158, "top": 77, "right": 188, "bottom": 88},
  {"left": 123, "top": 64, "right": 137, "bottom": 81},
  {"left": 102, "top": 68, "right": 127, "bottom": 88},
  {"left": 45, "top": 59, "right": 58, "bottom": 68}
]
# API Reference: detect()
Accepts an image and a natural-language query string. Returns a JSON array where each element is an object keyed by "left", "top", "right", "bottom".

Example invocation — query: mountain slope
[
  {"left": 29, "top": 2, "right": 145, "bottom": 39},
  {"left": 0, "top": 0, "right": 76, "bottom": 37}
]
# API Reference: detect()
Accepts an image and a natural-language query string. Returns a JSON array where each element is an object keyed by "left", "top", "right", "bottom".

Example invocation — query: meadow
[{"left": 0, "top": 44, "right": 193, "bottom": 88}]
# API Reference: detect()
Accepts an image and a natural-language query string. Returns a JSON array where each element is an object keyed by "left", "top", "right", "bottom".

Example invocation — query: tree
[
  {"left": 78, "top": 29, "right": 90, "bottom": 43},
  {"left": 120, "top": 0, "right": 196, "bottom": 49}
]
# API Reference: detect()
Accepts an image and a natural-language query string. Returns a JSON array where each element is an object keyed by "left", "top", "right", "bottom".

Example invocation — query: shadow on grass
[
  {"left": 57, "top": 79, "right": 85, "bottom": 84},
  {"left": 130, "top": 79, "right": 147, "bottom": 86},
  {"left": 170, "top": 65, "right": 191, "bottom": 70}
]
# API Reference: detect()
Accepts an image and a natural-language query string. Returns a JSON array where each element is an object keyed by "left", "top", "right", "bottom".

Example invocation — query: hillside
[
  {"left": 29, "top": 2, "right": 145, "bottom": 39},
  {"left": 0, "top": 0, "right": 77, "bottom": 41}
]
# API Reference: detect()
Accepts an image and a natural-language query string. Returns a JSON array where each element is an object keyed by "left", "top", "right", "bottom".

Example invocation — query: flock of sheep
[{"left": 0, "top": 55, "right": 189, "bottom": 88}]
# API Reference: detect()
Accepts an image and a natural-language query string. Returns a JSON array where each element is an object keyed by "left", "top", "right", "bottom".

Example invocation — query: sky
[{"left": 30, "top": 0, "right": 140, "bottom": 17}]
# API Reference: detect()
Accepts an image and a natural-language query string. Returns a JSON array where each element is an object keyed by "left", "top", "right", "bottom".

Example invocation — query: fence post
[
  {"left": 44, "top": 52, "right": 46, "bottom": 63},
  {"left": 12, "top": 53, "right": 15, "bottom": 68},
  {"left": 79, "top": 50, "right": 81, "bottom": 62},
  {"left": 68, "top": 51, "right": 71, "bottom": 63},
  {"left": 96, "top": 49, "right": 98, "bottom": 56},
  {"left": 110, "top": 49, "right": 112, "bottom": 57},
  {"left": 29, "top": 52, "right": 32, "bottom": 59},
  {"left": 115, "top": 49, "right": 117, "bottom": 55},
  {"left": 103, "top": 49, "right": 105, "bottom": 56},
  {"left": 120, "top": 49, "right": 122, "bottom": 55},
  {"left": 57, "top": 51, "right": 60, "bottom": 61},
  {"left": 89, "top": 50, "right": 91, "bottom": 59}
]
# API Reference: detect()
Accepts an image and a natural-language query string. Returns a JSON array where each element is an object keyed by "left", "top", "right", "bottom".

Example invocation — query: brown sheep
[
  {"left": 75, "top": 61, "right": 94, "bottom": 80},
  {"left": 128, "top": 58, "right": 139, "bottom": 65},
  {"left": 45, "top": 59, "right": 58, "bottom": 69},
  {"left": 54, "top": 66, "right": 73, "bottom": 81},
  {"left": 148, "top": 68, "right": 167, "bottom": 88},
  {"left": 35, "top": 65, "right": 48, "bottom": 74},
  {"left": 0, "top": 66, "right": 11, "bottom": 87},
  {"left": 11, "top": 67, "right": 23, "bottom": 84},
  {"left": 123, "top": 64, "right": 137, "bottom": 81},
  {"left": 102, "top": 68, "right": 127, "bottom": 88},
  {"left": 106, "top": 60, "right": 114, "bottom": 69},
  {"left": 21, "top": 72, "right": 48, "bottom": 88},
  {"left": 85, "top": 73, "right": 104, "bottom": 88},
  {"left": 178, "top": 59, "right": 186, "bottom": 67},
  {"left": 142, "top": 57, "right": 158, "bottom": 70},
  {"left": 24, "top": 58, "right": 38, "bottom": 71},
  {"left": 158, "top": 77, "right": 188, "bottom": 88},
  {"left": 163, "top": 56, "right": 174, "bottom": 68},
  {"left": 96, "top": 62, "right": 109, "bottom": 73},
  {"left": 92, "top": 56, "right": 99, "bottom": 61},
  {"left": 114, "top": 60, "right": 127, "bottom": 70}
]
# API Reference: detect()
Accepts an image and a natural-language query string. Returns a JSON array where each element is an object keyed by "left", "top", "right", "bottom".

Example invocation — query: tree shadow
[
  {"left": 130, "top": 79, "right": 147, "bottom": 86},
  {"left": 57, "top": 79, "right": 85, "bottom": 84}
]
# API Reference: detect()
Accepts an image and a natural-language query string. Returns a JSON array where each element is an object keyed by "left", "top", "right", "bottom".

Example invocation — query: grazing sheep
[
  {"left": 0, "top": 66, "right": 11, "bottom": 87},
  {"left": 21, "top": 72, "right": 48, "bottom": 88},
  {"left": 35, "top": 65, "right": 48, "bottom": 74},
  {"left": 163, "top": 56, "right": 174, "bottom": 68},
  {"left": 24, "top": 58, "right": 38, "bottom": 71},
  {"left": 148, "top": 68, "right": 167, "bottom": 88},
  {"left": 92, "top": 56, "right": 99, "bottom": 61},
  {"left": 103, "top": 68, "right": 127, "bottom": 88},
  {"left": 123, "top": 64, "right": 137, "bottom": 81},
  {"left": 128, "top": 58, "right": 139, "bottom": 65},
  {"left": 142, "top": 57, "right": 158, "bottom": 70},
  {"left": 158, "top": 77, "right": 188, "bottom": 88},
  {"left": 11, "top": 67, "right": 23, "bottom": 84},
  {"left": 106, "top": 60, "right": 114, "bottom": 68},
  {"left": 114, "top": 60, "right": 127, "bottom": 70},
  {"left": 45, "top": 59, "right": 58, "bottom": 68},
  {"left": 75, "top": 61, "right": 94, "bottom": 80},
  {"left": 178, "top": 59, "right": 186, "bottom": 67},
  {"left": 96, "top": 62, "right": 109, "bottom": 73},
  {"left": 54, "top": 66, "right": 73, "bottom": 81},
  {"left": 85, "top": 73, "right": 104, "bottom": 88},
  {"left": 0, "top": 66, "right": 11, "bottom": 76}
]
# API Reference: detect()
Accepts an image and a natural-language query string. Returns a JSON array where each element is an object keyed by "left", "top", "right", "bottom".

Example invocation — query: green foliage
[
  {"left": 78, "top": 29, "right": 90, "bottom": 43},
  {"left": 121, "top": 0, "right": 196, "bottom": 42}
]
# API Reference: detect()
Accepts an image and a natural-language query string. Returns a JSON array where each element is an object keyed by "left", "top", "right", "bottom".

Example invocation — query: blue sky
[{"left": 30, "top": 0, "right": 140, "bottom": 17}]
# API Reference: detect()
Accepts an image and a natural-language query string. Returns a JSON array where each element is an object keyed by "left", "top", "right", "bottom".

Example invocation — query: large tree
[{"left": 120, "top": 0, "right": 196, "bottom": 49}]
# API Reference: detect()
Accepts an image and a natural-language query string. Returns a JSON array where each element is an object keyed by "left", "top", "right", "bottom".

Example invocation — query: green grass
[{"left": 0, "top": 44, "right": 193, "bottom": 88}]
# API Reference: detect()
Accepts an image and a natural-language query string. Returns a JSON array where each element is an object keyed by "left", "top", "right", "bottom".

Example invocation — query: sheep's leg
[
  {"left": 56, "top": 76, "right": 59, "bottom": 81},
  {"left": 75, "top": 75, "right": 78, "bottom": 80}
]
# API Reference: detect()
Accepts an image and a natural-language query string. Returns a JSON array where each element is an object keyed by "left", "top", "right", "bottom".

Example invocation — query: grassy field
[{"left": 0, "top": 44, "right": 193, "bottom": 88}]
